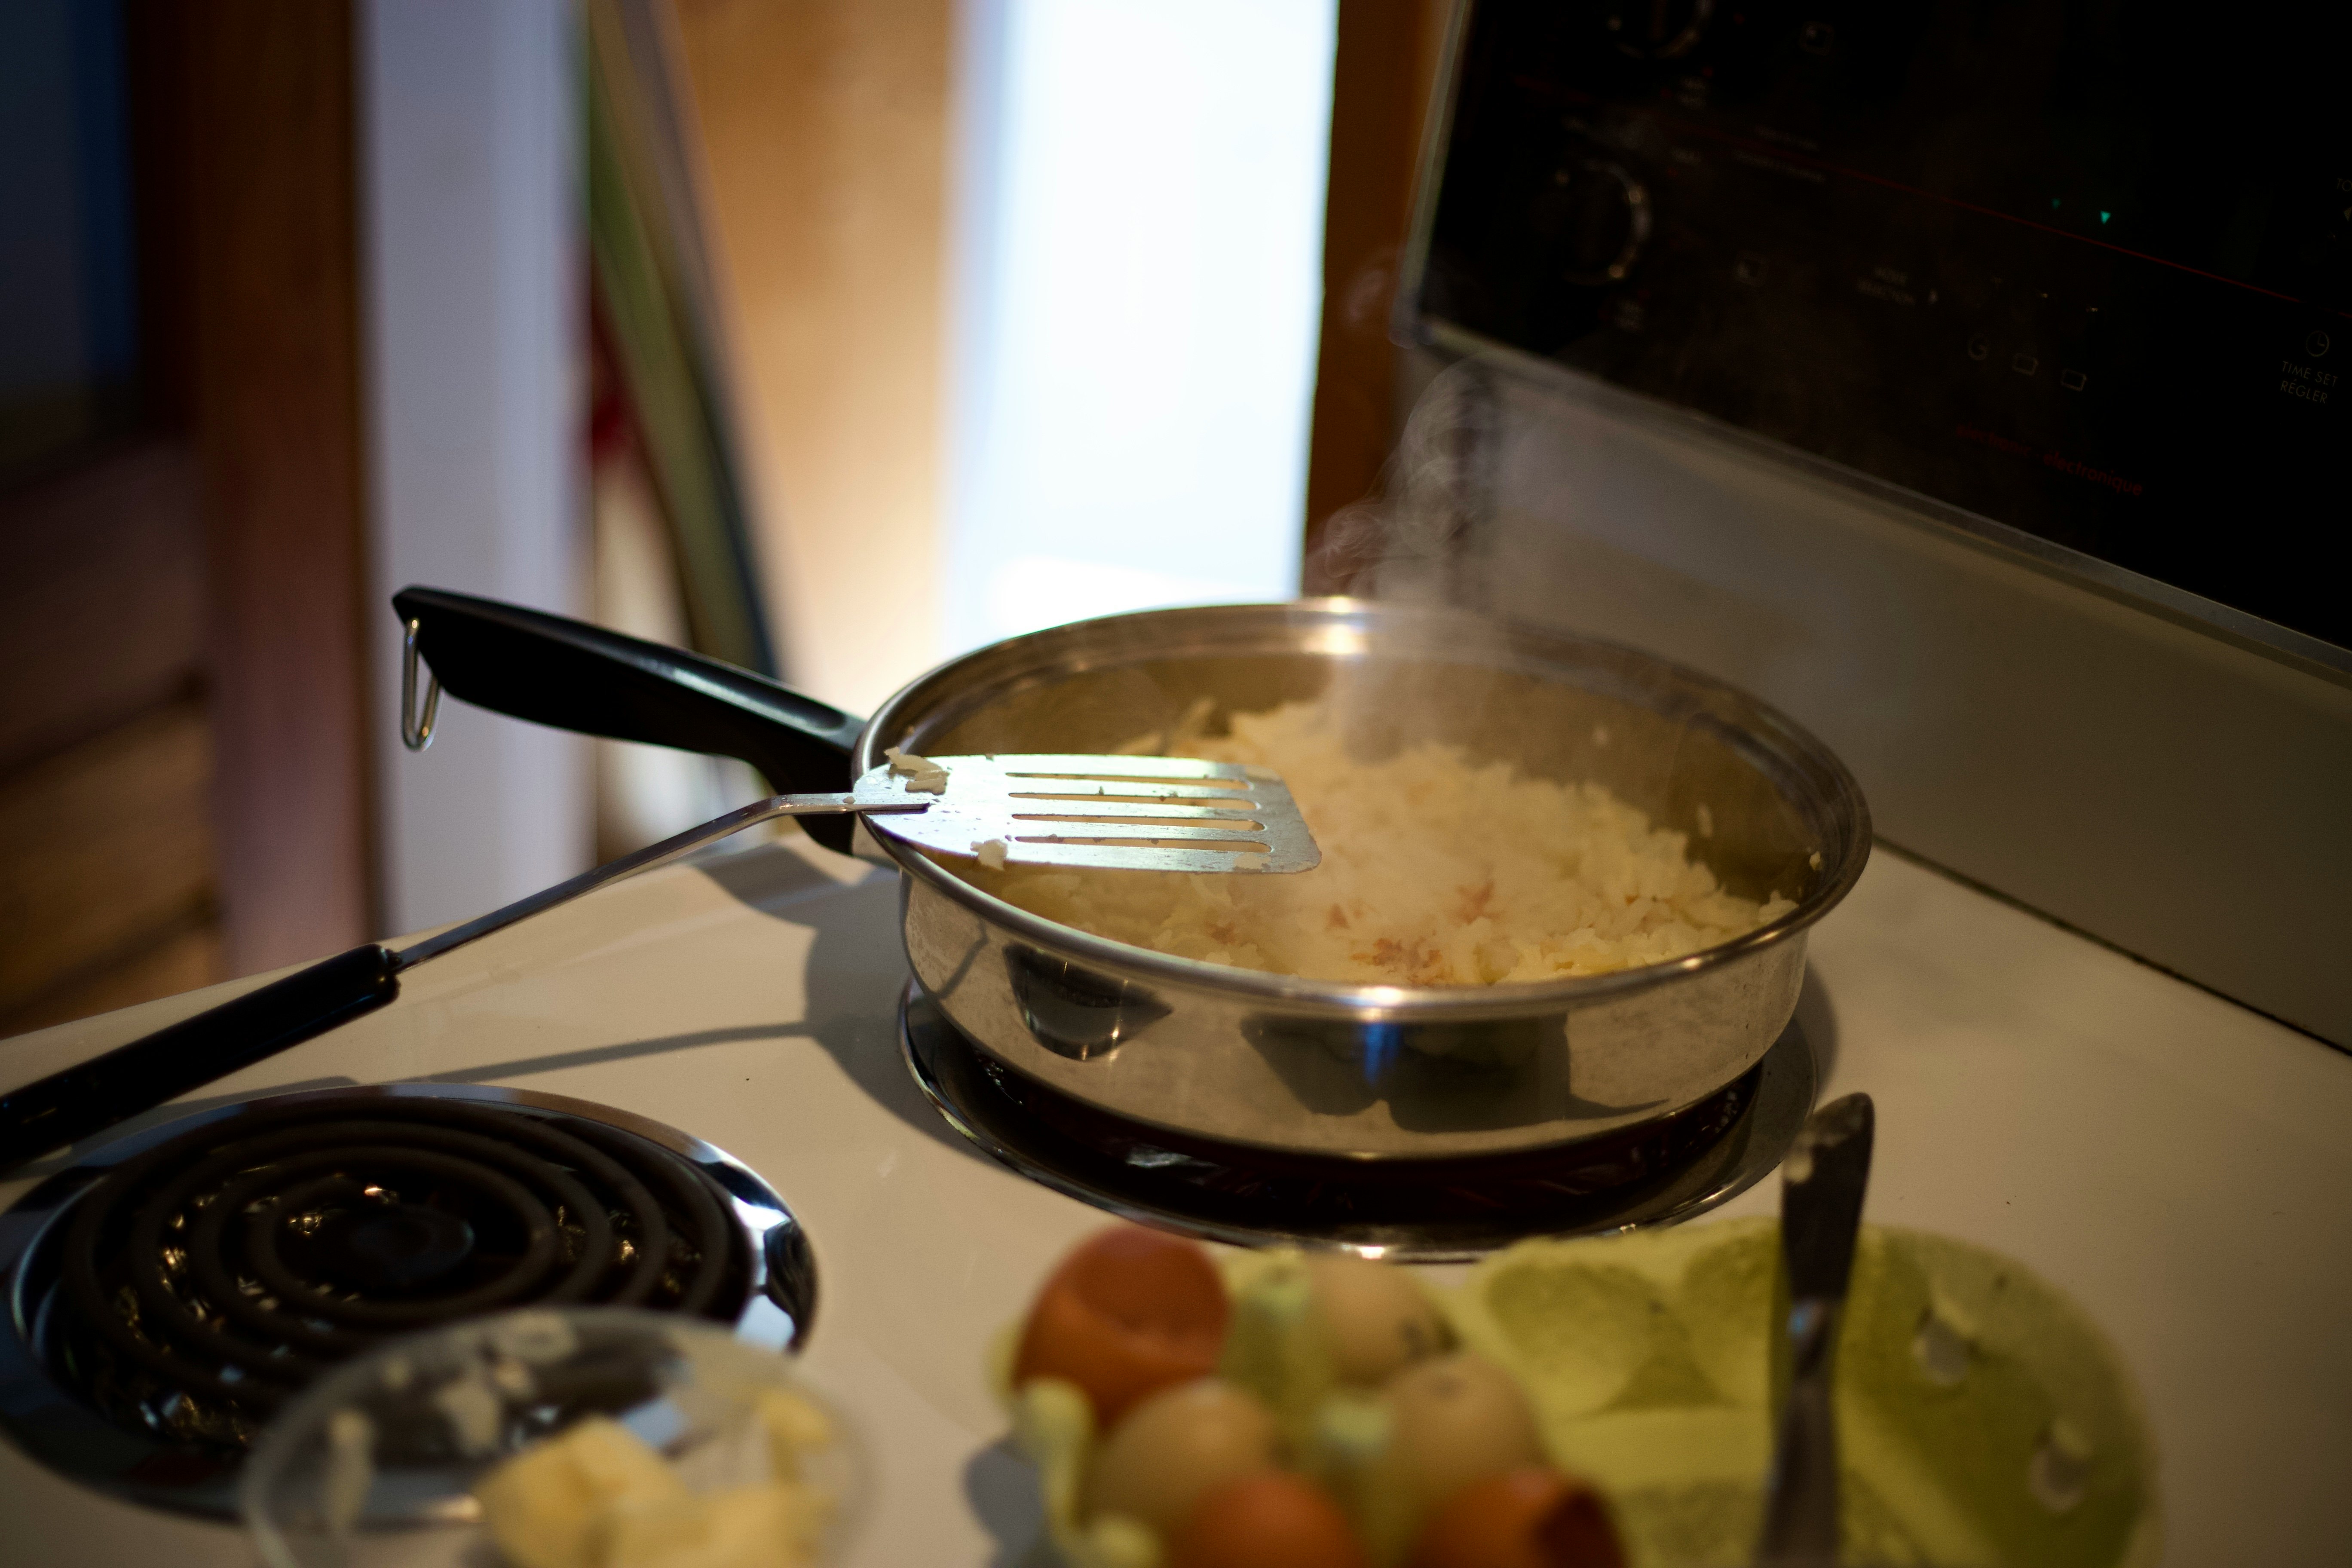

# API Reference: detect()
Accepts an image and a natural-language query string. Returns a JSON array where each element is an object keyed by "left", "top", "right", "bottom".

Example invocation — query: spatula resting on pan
[
  {"left": 0, "top": 739, "right": 1317, "bottom": 1179},
  {"left": 854, "top": 748, "right": 1319, "bottom": 873}
]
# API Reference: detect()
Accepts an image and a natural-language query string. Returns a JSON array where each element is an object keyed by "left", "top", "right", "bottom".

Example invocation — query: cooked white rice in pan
[{"left": 957, "top": 698, "right": 1793, "bottom": 986}]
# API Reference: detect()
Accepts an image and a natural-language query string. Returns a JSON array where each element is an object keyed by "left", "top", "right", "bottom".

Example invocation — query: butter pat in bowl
[{"left": 241, "top": 1307, "right": 865, "bottom": 1568}]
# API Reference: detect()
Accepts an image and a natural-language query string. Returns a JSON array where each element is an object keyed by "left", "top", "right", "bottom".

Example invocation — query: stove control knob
[
  {"left": 1607, "top": 0, "right": 1714, "bottom": 60},
  {"left": 1531, "top": 158, "right": 1654, "bottom": 288}
]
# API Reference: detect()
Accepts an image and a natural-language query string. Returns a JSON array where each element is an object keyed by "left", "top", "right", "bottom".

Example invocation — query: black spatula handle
[
  {"left": 0, "top": 944, "right": 399, "bottom": 1176},
  {"left": 392, "top": 586, "right": 868, "bottom": 852}
]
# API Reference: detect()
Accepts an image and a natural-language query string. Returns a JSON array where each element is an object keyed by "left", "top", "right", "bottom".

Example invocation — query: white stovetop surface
[{"left": 1, "top": 836, "right": 2347, "bottom": 1566}]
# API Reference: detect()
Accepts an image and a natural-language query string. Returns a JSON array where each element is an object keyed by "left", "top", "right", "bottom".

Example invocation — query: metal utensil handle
[
  {"left": 0, "top": 791, "right": 918, "bottom": 1177},
  {"left": 1757, "top": 1297, "right": 1842, "bottom": 1563},
  {"left": 1757, "top": 1090, "right": 1874, "bottom": 1566},
  {"left": 391, "top": 585, "right": 870, "bottom": 853},
  {"left": 0, "top": 945, "right": 399, "bottom": 1177},
  {"left": 393, "top": 791, "right": 919, "bottom": 968}
]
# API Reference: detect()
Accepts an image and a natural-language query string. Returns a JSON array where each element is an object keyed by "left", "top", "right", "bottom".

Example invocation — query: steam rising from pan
[{"left": 1311, "top": 358, "right": 1502, "bottom": 609}]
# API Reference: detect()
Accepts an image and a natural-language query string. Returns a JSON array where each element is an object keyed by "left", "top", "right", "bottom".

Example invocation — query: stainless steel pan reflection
[{"left": 397, "top": 592, "right": 1868, "bottom": 1161}]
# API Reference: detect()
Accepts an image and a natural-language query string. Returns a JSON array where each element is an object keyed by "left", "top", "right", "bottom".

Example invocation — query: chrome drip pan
[{"left": 0, "top": 1083, "right": 813, "bottom": 1518}]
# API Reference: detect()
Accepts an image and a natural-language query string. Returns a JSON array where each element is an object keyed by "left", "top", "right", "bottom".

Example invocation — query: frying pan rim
[{"left": 858, "top": 597, "right": 1871, "bottom": 1016}]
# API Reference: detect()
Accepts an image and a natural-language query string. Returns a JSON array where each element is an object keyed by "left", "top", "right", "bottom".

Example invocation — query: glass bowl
[{"left": 239, "top": 1307, "right": 866, "bottom": 1568}]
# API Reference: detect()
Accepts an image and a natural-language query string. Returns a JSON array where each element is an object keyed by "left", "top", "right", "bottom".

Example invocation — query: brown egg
[
  {"left": 1086, "top": 1379, "right": 1280, "bottom": 1535},
  {"left": 1408, "top": 1466, "right": 1626, "bottom": 1568},
  {"left": 1379, "top": 1352, "right": 1547, "bottom": 1515},
  {"left": 1013, "top": 1226, "right": 1229, "bottom": 1427},
  {"left": 1167, "top": 1470, "right": 1372, "bottom": 1568},
  {"left": 1305, "top": 1253, "right": 1447, "bottom": 1385}
]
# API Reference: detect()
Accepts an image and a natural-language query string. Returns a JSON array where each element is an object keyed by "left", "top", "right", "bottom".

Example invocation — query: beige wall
[{"left": 673, "top": 0, "right": 954, "bottom": 717}]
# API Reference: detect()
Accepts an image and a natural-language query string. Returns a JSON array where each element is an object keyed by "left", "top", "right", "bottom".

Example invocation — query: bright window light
[{"left": 945, "top": 0, "right": 1336, "bottom": 652}]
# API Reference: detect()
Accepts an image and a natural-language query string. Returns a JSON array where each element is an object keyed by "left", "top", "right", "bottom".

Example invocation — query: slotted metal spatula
[
  {"left": 0, "top": 751, "right": 1318, "bottom": 1177},
  {"left": 850, "top": 751, "right": 1320, "bottom": 873}
]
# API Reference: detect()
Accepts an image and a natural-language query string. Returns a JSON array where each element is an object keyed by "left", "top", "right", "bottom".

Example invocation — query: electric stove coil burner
[
  {"left": 0, "top": 1084, "right": 812, "bottom": 1516},
  {"left": 50, "top": 1097, "right": 747, "bottom": 1452},
  {"left": 901, "top": 980, "right": 1813, "bottom": 1260}
]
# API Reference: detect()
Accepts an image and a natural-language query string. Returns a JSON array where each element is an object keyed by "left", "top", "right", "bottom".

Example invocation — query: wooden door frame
[
  {"left": 179, "top": 0, "right": 374, "bottom": 976},
  {"left": 1303, "top": 0, "right": 1454, "bottom": 593},
  {"left": 0, "top": 0, "right": 372, "bottom": 1033}
]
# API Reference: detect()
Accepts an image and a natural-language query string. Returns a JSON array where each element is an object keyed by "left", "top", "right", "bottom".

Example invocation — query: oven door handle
[{"left": 390, "top": 586, "right": 869, "bottom": 852}]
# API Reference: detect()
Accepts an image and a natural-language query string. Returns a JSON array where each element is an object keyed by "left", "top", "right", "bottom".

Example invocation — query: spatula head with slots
[{"left": 851, "top": 753, "right": 1320, "bottom": 873}]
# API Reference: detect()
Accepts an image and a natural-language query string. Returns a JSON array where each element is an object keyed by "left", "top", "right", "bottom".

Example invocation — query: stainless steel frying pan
[{"left": 384, "top": 590, "right": 1868, "bottom": 1163}]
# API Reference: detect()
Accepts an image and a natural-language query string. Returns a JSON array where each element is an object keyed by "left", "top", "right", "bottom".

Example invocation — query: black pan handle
[
  {"left": 0, "top": 945, "right": 399, "bottom": 1176},
  {"left": 393, "top": 586, "right": 868, "bottom": 853}
]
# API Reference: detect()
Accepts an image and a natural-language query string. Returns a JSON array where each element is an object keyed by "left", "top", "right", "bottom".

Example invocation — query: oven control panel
[{"left": 1410, "top": 0, "right": 2350, "bottom": 653}]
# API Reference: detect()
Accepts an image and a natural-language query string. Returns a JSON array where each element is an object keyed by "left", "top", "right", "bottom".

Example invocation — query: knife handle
[
  {"left": 392, "top": 586, "right": 868, "bottom": 853},
  {"left": 1757, "top": 1296, "right": 1842, "bottom": 1564}
]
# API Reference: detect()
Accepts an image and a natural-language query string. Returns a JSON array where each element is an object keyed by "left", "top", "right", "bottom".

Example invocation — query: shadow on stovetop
[
  {"left": 694, "top": 842, "right": 1000, "bottom": 1166},
  {"left": 693, "top": 833, "right": 886, "bottom": 911},
  {"left": 425, "top": 1025, "right": 815, "bottom": 1087},
  {"left": 420, "top": 841, "right": 991, "bottom": 1166},
  {"left": 793, "top": 869, "right": 999, "bottom": 1166}
]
